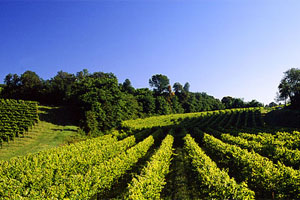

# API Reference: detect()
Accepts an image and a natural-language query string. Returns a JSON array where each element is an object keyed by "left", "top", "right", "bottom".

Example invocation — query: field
[
  {"left": 0, "top": 103, "right": 79, "bottom": 160},
  {"left": 0, "top": 102, "right": 299, "bottom": 199}
]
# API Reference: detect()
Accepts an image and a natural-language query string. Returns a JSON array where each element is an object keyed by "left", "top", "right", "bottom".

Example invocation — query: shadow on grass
[
  {"left": 51, "top": 128, "right": 77, "bottom": 132},
  {"left": 38, "top": 106, "right": 80, "bottom": 126}
]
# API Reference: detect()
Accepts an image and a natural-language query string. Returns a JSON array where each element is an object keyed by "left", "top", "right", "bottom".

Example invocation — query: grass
[{"left": 0, "top": 105, "right": 79, "bottom": 160}]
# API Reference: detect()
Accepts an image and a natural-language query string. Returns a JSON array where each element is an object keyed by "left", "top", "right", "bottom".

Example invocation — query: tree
[
  {"left": 183, "top": 82, "right": 190, "bottom": 93},
  {"left": 49, "top": 71, "right": 76, "bottom": 104},
  {"left": 76, "top": 69, "right": 89, "bottom": 81},
  {"left": 171, "top": 95, "right": 184, "bottom": 113},
  {"left": 2, "top": 73, "right": 20, "bottom": 99},
  {"left": 268, "top": 102, "right": 277, "bottom": 107},
  {"left": 149, "top": 74, "right": 170, "bottom": 94},
  {"left": 18, "top": 71, "right": 43, "bottom": 101},
  {"left": 122, "top": 78, "right": 135, "bottom": 94},
  {"left": 74, "top": 72, "right": 123, "bottom": 132},
  {"left": 182, "top": 94, "right": 197, "bottom": 113},
  {"left": 0, "top": 84, "right": 4, "bottom": 96},
  {"left": 135, "top": 88, "right": 155, "bottom": 116},
  {"left": 278, "top": 68, "right": 300, "bottom": 109},
  {"left": 222, "top": 96, "right": 234, "bottom": 108},
  {"left": 222, "top": 96, "right": 257, "bottom": 109},
  {"left": 20, "top": 71, "right": 42, "bottom": 89},
  {"left": 4, "top": 73, "right": 20, "bottom": 87},
  {"left": 155, "top": 96, "right": 171, "bottom": 115},
  {"left": 232, "top": 98, "right": 245, "bottom": 108},
  {"left": 2, "top": 71, "right": 45, "bottom": 101},
  {"left": 173, "top": 82, "right": 183, "bottom": 95},
  {"left": 278, "top": 79, "right": 290, "bottom": 105},
  {"left": 119, "top": 92, "right": 141, "bottom": 119},
  {"left": 247, "top": 100, "right": 263, "bottom": 108}
]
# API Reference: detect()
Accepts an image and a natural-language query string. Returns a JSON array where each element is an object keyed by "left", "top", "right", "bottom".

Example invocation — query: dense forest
[{"left": 0, "top": 69, "right": 265, "bottom": 135}]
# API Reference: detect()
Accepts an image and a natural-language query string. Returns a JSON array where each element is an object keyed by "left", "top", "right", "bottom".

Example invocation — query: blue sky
[{"left": 1, "top": 1, "right": 300, "bottom": 104}]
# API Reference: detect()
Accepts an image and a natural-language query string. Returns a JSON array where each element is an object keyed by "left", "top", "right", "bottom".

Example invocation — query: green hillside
[
  {"left": 1, "top": 107, "right": 299, "bottom": 199},
  {"left": 0, "top": 105, "right": 79, "bottom": 160}
]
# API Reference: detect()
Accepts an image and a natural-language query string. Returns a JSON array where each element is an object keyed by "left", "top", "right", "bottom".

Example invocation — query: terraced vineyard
[
  {"left": 1, "top": 107, "right": 299, "bottom": 199},
  {"left": 0, "top": 99, "right": 38, "bottom": 146}
]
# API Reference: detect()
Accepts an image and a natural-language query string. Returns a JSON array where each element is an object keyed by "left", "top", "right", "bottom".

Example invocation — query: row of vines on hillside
[
  {"left": 202, "top": 133, "right": 300, "bottom": 199},
  {"left": 0, "top": 99, "right": 38, "bottom": 145},
  {"left": 221, "top": 132, "right": 300, "bottom": 169},
  {"left": 122, "top": 107, "right": 263, "bottom": 130},
  {"left": 0, "top": 132, "right": 155, "bottom": 199},
  {"left": 2, "top": 106, "right": 299, "bottom": 199},
  {"left": 184, "top": 134, "right": 255, "bottom": 199}
]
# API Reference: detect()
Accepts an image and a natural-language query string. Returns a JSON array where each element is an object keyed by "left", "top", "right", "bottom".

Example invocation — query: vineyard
[
  {"left": 0, "top": 99, "right": 38, "bottom": 147},
  {"left": 0, "top": 106, "right": 300, "bottom": 199}
]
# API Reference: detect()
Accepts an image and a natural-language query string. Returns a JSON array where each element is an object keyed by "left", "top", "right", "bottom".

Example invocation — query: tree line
[
  {"left": 277, "top": 68, "right": 300, "bottom": 109},
  {"left": 0, "top": 70, "right": 264, "bottom": 135}
]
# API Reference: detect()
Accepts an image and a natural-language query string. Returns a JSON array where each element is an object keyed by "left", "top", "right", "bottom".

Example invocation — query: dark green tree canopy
[
  {"left": 74, "top": 71, "right": 122, "bottom": 132},
  {"left": 183, "top": 82, "right": 190, "bottom": 93},
  {"left": 20, "top": 71, "right": 42, "bottom": 88},
  {"left": 76, "top": 69, "right": 89, "bottom": 81},
  {"left": 0, "top": 70, "right": 264, "bottom": 135},
  {"left": 173, "top": 82, "right": 183, "bottom": 94},
  {"left": 122, "top": 78, "right": 135, "bottom": 94},
  {"left": 278, "top": 68, "right": 300, "bottom": 109},
  {"left": 222, "top": 96, "right": 262, "bottom": 108},
  {"left": 0, "top": 84, "right": 4, "bottom": 95},
  {"left": 2, "top": 71, "right": 42, "bottom": 101},
  {"left": 222, "top": 96, "right": 234, "bottom": 108},
  {"left": 268, "top": 102, "right": 277, "bottom": 107},
  {"left": 4, "top": 73, "right": 20, "bottom": 87},
  {"left": 149, "top": 74, "right": 170, "bottom": 94},
  {"left": 247, "top": 100, "right": 263, "bottom": 107},
  {"left": 49, "top": 71, "right": 76, "bottom": 103}
]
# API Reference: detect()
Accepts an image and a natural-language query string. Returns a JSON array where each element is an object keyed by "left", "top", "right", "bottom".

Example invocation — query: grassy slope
[{"left": 0, "top": 105, "right": 79, "bottom": 160}]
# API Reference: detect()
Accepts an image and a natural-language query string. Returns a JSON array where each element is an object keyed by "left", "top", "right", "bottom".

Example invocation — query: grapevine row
[
  {"left": 238, "top": 131, "right": 300, "bottom": 150},
  {"left": 183, "top": 134, "right": 255, "bottom": 199},
  {"left": 127, "top": 134, "right": 174, "bottom": 200},
  {"left": 221, "top": 133, "right": 300, "bottom": 169},
  {"left": 0, "top": 134, "right": 155, "bottom": 199},
  {"left": 122, "top": 107, "right": 261, "bottom": 130},
  {"left": 0, "top": 99, "right": 38, "bottom": 145},
  {"left": 203, "top": 133, "right": 300, "bottom": 199}
]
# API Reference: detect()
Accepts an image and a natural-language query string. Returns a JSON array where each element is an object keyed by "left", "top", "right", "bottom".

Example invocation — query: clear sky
[{"left": 1, "top": 0, "right": 300, "bottom": 104}]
